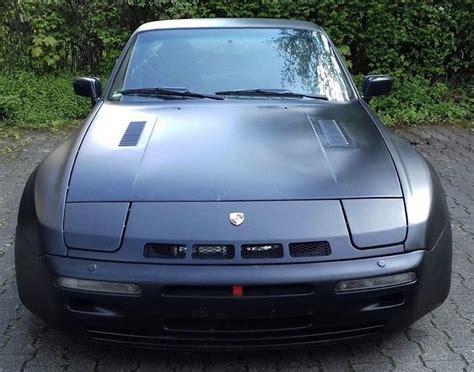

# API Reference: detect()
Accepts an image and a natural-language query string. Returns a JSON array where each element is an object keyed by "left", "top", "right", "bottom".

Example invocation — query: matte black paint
[
  {"left": 67, "top": 101, "right": 402, "bottom": 202},
  {"left": 15, "top": 225, "right": 452, "bottom": 349},
  {"left": 342, "top": 199, "right": 407, "bottom": 248},
  {"left": 66, "top": 201, "right": 405, "bottom": 264},
  {"left": 64, "top": 203, "right": 129, "bottom": 251},
  {"left": 361, "top": 100, "right": 452, "bottom": 252},
  {"left": 15, "top": 18, "right": 452, "bottom": 348}
]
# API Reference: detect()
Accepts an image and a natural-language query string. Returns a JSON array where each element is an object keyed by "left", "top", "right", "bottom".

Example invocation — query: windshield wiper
[
  {"left": 118, "top": 87, "right": 224, "bottom": 100},
  {"left": 215, "top": 88, "right": 328, "bottom": 100}
]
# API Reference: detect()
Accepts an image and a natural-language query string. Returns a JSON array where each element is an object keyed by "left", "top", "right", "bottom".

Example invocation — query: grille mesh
[
  {"left": 144, "top": 243, "right": 186, "bottom": 259},
  {"left": 192, "top": 245, "right": 235, "bottom": 260},
  {"left": 241, "top": 244, "right": 284, "bottom": 259},
  {"left": 144, "top": 242, "right": 331, "bottom": 261},
  {"left": 289, "top": 241, "right": 331, "bottom": 257}
]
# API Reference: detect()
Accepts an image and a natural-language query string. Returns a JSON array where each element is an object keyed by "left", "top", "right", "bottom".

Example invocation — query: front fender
[
  {"left": 15, "top": 103, "right": 102, "bottom": 257},
  {"left": 383, "top": 132, "right": 451, "bottom": 251},
  {"left": 361, "top": 101, "right": 451, "bottom": 251}
]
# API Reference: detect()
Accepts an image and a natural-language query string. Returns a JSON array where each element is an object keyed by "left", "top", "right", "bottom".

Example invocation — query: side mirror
[
  {"left": 362, "top": 75, "right": 393, "bottom": 100},
  {"left": 73, "top": 77, "right": 102, "bottom": 105}
]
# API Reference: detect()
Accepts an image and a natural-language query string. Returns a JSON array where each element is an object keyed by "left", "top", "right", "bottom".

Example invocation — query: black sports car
[{"left": 16, "top": 18, "right": 452, "bottom": 350}]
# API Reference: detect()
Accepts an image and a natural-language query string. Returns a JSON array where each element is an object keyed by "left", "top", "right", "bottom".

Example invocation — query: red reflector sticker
[{"left": 232, "top": 285, "right": 243, "bottom": 296}]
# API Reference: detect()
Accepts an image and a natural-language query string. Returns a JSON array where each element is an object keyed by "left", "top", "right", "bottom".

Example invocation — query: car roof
[{"left": 136, "top": 18, "right": 322, "bottom": 33}]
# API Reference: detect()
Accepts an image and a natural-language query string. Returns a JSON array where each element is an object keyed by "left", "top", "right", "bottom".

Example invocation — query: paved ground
[{"left": 0, "top": 125, "right": 472, "bottom": 371}]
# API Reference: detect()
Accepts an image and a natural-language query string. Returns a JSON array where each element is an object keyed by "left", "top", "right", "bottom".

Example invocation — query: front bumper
[{"left": 16, "top": 228, "right": 451, "bottom": 350}]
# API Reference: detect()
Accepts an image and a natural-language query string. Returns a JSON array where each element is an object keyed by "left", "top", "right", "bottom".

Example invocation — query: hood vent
[
  {"left": 318, "top": 120, "right": 350, "bottom": 147},
  {"left": 119, "top": 121, "right": 146, "bottom": 147}
]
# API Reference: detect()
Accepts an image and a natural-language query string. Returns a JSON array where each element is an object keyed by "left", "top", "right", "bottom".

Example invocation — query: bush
[
  {"left": 355, "top": 75, "right": 473, "bottom": 126},
  {"left": 0, "top": 0, "right": 471, "bottom": 80},
  {"left": 0, "top": 1, "right": 472, "bottom": 128},
  {"left": 0, "top": 72, "right": 471, "bottom": 129},
  {"left": 0, "top": 72, "right": 90, "bottom": 128}
]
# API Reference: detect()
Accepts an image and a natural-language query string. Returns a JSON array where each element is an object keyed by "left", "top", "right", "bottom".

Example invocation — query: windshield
[{"left": 109, "top": 28, "right": 354, "bottom": 101}]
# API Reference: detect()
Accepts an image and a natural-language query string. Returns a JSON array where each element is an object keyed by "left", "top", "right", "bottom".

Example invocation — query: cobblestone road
[{"left": 0, "top": 126, "right": 472, "bottom": 371}]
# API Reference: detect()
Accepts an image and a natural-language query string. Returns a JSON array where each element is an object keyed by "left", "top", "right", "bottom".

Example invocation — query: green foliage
[
  {"left": 0, "top": 72, "right": 470, "bottom": 129},
  {"left": 368, "top": 77, "right": 473, "bottom": 126},
  {"left": 1, "top": 0, "right": 472, "bottom": 79},
  {"left": 0, "top": 1, "right": 472, "bottom": 127},
  {"left": 0, "top": 72, "right": 89, "bottom": 128}
]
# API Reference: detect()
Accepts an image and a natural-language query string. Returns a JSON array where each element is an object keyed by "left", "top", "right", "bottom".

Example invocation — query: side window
[{"left": 111, "top": 37, "right": 137, "bottom": 96}]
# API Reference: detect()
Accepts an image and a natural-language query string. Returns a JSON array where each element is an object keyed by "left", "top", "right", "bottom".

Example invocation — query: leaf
[
  {"left": 43, "top": 35, "right": 57, "bottom": 46},
  {"left": 31, "top": 46, "right": 43, "bottom": 57},
  {"left": 337, "top": 45, "right": 351, "bottom": 56}
]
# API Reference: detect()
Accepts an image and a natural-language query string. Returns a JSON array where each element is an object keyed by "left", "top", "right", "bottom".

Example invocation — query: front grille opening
[
  {"left": 241, "top": 243, "right": 283, "bottom": 259},
  {"left": 161, "top": 284, "right": 314, "bottom": 298},
  {"left": 245, "top": 284, "right": 314, "bottom": 297},
  {"left": 289, "top": 241, "right": 331, "bottom": 257},
  {"left": 144, "top": 243, "right": 186, "bottom": 259},
  {"left": 192, "top": 245, "right": 235, "bottom": 260},
  {"left": 163, "top": 317, "right": 313, "bottom": 333}
]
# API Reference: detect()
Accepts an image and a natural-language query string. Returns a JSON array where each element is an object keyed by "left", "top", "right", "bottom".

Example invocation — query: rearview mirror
[
  {"left": 362, "top": 75, "right": 393, "bottom": 100},
  {"left": 73, "top": 77, "right": 102, "bottom": 105}
]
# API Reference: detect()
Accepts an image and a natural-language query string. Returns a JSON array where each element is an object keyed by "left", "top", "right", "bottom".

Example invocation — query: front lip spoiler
[{"left": 86, "top": 323, "right": 386, "bottom": 350}]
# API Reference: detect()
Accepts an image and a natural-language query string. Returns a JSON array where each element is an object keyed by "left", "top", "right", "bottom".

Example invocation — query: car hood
[{"left": 67, "top": 101, "right": 402, "bottom": 202}]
